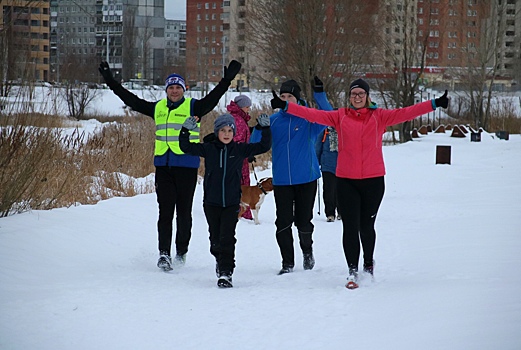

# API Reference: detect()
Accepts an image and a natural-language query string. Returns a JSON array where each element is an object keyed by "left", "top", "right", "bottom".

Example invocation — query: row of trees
[
  {"left": 244, "top": 0, "right": 520, "bottom": 138},
  {"left": 2, "top": 0, "right": 520, "bottom": 133}
]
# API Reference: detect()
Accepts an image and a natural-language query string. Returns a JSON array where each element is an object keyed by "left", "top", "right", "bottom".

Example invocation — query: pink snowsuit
[{"left": 227, "top": 100, "right": 253, "bottom": 220}]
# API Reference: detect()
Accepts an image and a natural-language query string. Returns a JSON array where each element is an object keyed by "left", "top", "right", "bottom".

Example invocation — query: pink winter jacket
[
  {"left": 287, "top": 101, "right": 435, "bottom": 179},
  {"left": 227, "top": 101, "right": 251, "bottom": 144},
  {"left": 227, "top": 101, "right": 252, "bottom": 186}
]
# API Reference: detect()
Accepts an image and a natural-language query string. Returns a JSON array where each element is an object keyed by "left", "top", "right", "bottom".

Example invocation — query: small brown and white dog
[{"left": 239, "top": 177, "right": 273, "bottom": 225}]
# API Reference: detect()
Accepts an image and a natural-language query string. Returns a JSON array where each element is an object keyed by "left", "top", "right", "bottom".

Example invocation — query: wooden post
[{"left": 436, "top": 145, "right": 451, "bottom": 165}]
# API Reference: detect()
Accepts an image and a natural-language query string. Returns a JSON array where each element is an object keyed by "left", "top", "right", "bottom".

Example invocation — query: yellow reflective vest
[{"left": 154, "top": 98, "right": 200, "bottom": 155}]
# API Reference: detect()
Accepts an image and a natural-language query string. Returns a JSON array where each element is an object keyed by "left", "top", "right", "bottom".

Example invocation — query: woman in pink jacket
[
  {"left": 227, "top": 95, "right": 254, "bottom": 220},
  {"left": 271, "top": 78, "right": 448, "bottom": 289}
]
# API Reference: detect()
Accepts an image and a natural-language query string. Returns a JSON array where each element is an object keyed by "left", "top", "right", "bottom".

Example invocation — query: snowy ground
[
  {"left": 1, "top": 129, "right": 520, "bottom": 349},
  {"left": 3, "top": 85, "right": 520, "bottom": 118}
]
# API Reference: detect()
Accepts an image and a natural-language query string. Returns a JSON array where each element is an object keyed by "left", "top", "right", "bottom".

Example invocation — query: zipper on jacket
[{"left": 221, "top": 145, "right": 227, "bottom": 206}]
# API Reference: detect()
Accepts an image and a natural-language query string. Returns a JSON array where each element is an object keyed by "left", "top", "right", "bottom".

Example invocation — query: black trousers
[
  {"left": 337, "top": 176, "right": 385, "bottom": 271},
  {"left": 204, "top": 204, "right": 239, "bottom": 274},
  {"left": 321, "top": 171, "right": 338, "bottom": 217},
  {"left": 273, "top": 180, "right": 317, "bottom": 268},
  {"left": 155, "top": 166, "right": 198, "bottom": 256}
]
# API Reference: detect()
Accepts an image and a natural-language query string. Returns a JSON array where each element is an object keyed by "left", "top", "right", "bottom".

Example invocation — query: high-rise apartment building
[
  {"left": 185, "top": 1, "right": 230, "bottom": 88},
  {"left": 184, "top": 0, "right": 519, "bottom": 90},
  {"left": 164, "top": 19, "right": 187, "bottom": 77},
  {"left": 1, "top": 0, "right": 50, "bottom": 81},
  {"left": 48, "top": 0, "right": 165, "bottom": 84},
  {"left": 165, "top": 19, "right": 186, "bottom": 59}
]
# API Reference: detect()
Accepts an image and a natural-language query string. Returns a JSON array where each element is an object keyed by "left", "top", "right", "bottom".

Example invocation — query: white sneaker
[{"left": 173, "top": 253, "right": 186, "bottom": 267}]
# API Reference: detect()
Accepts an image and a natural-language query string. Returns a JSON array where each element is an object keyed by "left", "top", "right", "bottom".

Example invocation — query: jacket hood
[{"left": 226, "top": 101, "right": 251, "bottom": 122}]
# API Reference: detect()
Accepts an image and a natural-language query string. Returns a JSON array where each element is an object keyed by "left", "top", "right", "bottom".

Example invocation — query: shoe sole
[
  {"left": 217, "top": 279, "right": 233, "bottom": 288},
  {"left": 159, "top": 265, "right": 173, "bottom": 272},
  {"left": 346, "top": 281, "right": 359, "bottom": 289}
]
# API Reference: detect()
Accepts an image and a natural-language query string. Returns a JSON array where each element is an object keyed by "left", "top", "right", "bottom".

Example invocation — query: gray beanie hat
[
  {"left": 234, "top": 95, "right": 252, "bottom": 108},
  {"left": 214, "top": 113, "right": 236, "bottom": 136}
]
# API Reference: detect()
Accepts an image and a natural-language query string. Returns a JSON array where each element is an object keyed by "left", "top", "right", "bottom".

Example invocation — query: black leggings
[{"left": 337, "top": 176, "right": 385, "bottom": 271}]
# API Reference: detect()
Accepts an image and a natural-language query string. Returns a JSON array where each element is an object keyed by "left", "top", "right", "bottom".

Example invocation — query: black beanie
[
  {"left": 280, "top": 80, "right": 301, "bottom": 100},
  {"left": 349, "top": 78, "right": 370, "bottom": 94}
]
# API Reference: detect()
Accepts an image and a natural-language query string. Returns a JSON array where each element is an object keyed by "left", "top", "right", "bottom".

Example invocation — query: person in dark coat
[
  {"left": 98, "top": 60, "right": 242, "bottom": 271},
  {"left": 179, "top": 113, "right": 271, "bottom": 288},
  {"left": 313, "top": 76, "right": 340, "bottom": 222}
]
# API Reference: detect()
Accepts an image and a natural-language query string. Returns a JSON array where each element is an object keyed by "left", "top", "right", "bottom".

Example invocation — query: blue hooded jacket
[
  {"left": 270, "top": 100, "right": 326, "bottom": 186},
  {"left": 314, "top": 91, "right": 338, "bottom": 174}
]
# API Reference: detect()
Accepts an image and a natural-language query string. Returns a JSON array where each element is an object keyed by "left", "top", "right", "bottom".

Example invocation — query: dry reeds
[
  {"left": 0, "top": 108, "right": 274, "bottom": 217},
  {"left": 0, "top": 113, "right": 155, "bottom": 217}
]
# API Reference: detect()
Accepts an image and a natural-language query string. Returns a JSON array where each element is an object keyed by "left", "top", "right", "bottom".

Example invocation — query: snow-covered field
[
  {"left": 1, "top": 127, "right": 520, "bottom": 349},
  {"left": 2, "top": 85, "right": 520, "bottom": 118}
]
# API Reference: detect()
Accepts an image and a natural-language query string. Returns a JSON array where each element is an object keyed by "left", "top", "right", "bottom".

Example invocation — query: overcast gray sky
[{"left": 165, "top": 0, "right": 187, "bottom": 20}]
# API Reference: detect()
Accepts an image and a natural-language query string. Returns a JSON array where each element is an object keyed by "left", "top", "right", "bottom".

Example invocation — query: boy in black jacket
[
  {"left": 179, "top": 113, "right": 271, "bottom": 288},
  {"left": 98, "top": 60, "right": 241, "bottom": 271}
]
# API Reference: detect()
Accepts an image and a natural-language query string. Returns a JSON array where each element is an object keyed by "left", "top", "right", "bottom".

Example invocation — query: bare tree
[
  {"left": 371, "top": 0, "right": 441, "bottom": 142},
  {"left": 61, "top": 83, "right": 99, "bottom": 120},
  {"left": 122, "top": 7, "right": 138, "bottom": 82},
  {"left": 245, "top": 0, "right": 378, "bottom": 105},
  {"left": 452, "top": 0, "right": 519, "bottom": 130},
  {"left": 0, "top": 2, "right": 38, "bottom": 96}
]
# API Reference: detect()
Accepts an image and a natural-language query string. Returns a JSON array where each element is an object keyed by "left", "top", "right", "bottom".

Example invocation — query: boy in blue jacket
[
  {"left": 179, "top": 113, "right": 271, "bottom": 288},
  {"left": 270, "top": 80, "right": 326, "bottom": 275}
]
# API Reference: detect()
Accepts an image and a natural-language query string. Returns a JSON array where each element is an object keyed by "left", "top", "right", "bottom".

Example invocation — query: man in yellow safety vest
[{"left": 98, "top": 60, "right": 242, "bottom": 271}]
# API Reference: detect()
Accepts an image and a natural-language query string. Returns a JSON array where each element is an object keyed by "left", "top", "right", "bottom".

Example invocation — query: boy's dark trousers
[
  {"left": 321, "top": 171, "right": 338, "bottom": 217},
  {"left": 273, "top": 180, "right": 317, "bottom": 268},
  {"left": 204, "top": 204, "right": 240, "bottom": 275},
  {"left": 155, "top": 166, "right": 198, "bottom": 256}
]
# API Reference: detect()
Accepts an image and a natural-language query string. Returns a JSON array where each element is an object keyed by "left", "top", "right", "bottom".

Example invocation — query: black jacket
[
  {"left": 179, "top": 126, "right": 271, "bottom": 207},
  {"left": 106, "top": 78, "right": 232, "bottom": 118}
]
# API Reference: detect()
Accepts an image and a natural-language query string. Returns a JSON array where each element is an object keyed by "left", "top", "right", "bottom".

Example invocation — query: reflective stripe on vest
[{"left": 154, "top": 98, "right": 200, "bottom": 155}]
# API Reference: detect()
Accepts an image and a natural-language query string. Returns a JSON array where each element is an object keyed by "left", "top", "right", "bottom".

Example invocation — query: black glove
[
  {"left": 434, "top": 90, "right": 449, "bottom": 109},
  {"left": 98, "top": 61, "right": 115, "bottom": 85},
  {"left": 248, "top": 156, "right": 256, "bottom": 163},
  {"left": 312, "top": 76, "right": 324, "bottom": 93},
  {"left": 271, "top": 90, "right": 287, "bottom": 110},
  {"left": 223, "top": 60, "right": 242, "bottom": 82}
]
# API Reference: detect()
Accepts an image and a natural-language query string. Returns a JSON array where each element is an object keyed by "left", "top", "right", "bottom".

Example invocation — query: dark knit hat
[
  {"left": 165, "top": 73, "right": 186, "bottom": 91},
  {"left": 280, "top": 79, "right": 301, "bottom": 100},
  {"left": 214, "top": 113, "right": 236, "bottom": 136},
  {"left": 349, "top": 78, "right": 370, "bottom": 94},
  {"left": 234, "top": 95, "right": 252, "bottom": 108}
]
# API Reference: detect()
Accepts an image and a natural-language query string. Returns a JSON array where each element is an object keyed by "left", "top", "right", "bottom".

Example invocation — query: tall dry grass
[
  {"left": 0, "top": 108, "right": 274, "bottom": 217},
  {"left": 0, "top": 113, "right": 156, "bottom": 217}
]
